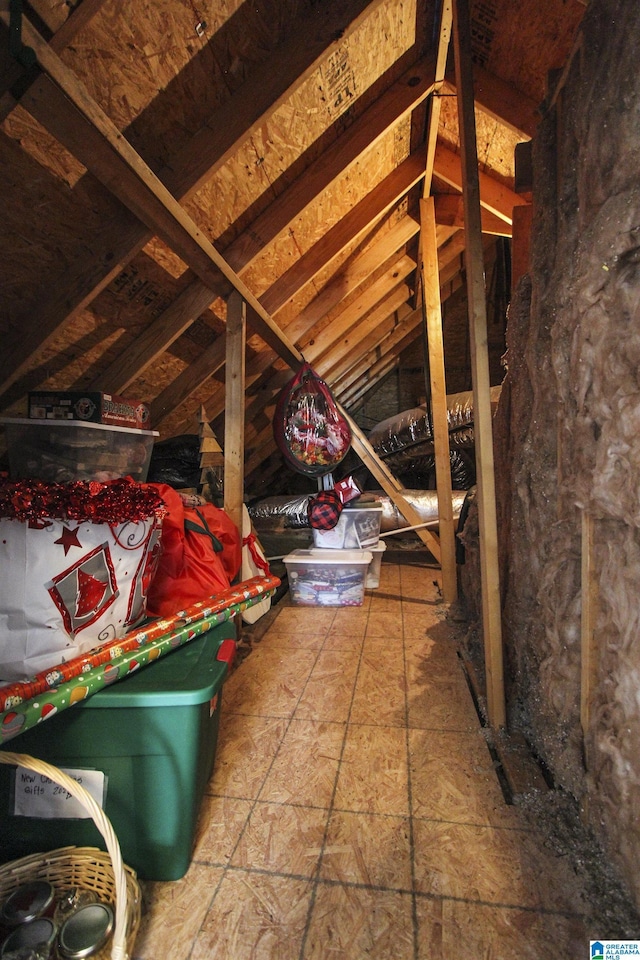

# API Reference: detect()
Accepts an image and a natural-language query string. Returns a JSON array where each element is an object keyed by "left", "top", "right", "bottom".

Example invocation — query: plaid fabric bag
[{"left": 307, "top": 490, "right": 343, "bottom": 530}]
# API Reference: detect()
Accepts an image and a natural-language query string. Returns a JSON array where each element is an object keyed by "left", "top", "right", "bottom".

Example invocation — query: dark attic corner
[{"left": 2, "top": 0, "right": 640, "bottom": 956}]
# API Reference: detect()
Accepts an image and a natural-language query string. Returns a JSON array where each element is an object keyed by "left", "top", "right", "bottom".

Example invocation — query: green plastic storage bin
[{"left": 0, "top": 621, "right": 235, "bottom": 880}]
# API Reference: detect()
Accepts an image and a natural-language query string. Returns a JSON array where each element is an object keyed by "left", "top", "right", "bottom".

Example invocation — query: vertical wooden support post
[
  {"left": 453, "top": 0, "right": 506, "bottom": 729},
  {"left": 423, "top": 0, "right": 453, "bottom": 194},
  {"left": 420, "top": 196, "right": 457, "bottom": 602},
  {"left": 224, "top": 291, "right": 246, "bottom": 544},
  {"left": 413, "top": 0, "right": 452, "bottom": 310},
  {"left": 580, "top": 511, "right": 598, "bottom": 752},
  {"left": 511, "top": 204, "right": 533, "bottom": 297}
]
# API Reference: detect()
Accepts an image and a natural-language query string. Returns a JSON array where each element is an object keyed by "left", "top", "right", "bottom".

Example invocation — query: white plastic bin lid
[
  {"left": 286, "top": 548, "right": 373, "bottom": 564},
  {"left": 370, "top": 540, "right": 386, "bottom": 553},
  {"left": 0, "top": 417, "right": 158, "bottom": 437}
]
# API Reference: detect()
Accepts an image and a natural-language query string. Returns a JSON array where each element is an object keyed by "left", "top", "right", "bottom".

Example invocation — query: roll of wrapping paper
[{"left": 0, "top": 575, "right": 279, "bottom": 742}]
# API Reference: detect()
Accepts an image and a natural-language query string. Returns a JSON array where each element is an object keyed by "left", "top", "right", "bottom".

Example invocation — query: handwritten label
[{"left": 13, "top": 766, "right": 106, "bottom": 819}]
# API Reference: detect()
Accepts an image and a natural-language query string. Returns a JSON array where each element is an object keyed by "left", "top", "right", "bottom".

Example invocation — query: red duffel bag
[{"left": 146, "top": 484, "right": 241, "bottom": 617}]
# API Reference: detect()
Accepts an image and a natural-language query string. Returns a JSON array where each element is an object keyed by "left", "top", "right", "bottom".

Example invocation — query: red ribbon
[{"left": 243, "top": 532, "right": 270, "bottom": 576}]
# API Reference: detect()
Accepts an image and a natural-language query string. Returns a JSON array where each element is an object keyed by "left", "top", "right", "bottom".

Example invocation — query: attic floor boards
[{"left": 133, "top": 562, "right": 594, "bottom": 959}]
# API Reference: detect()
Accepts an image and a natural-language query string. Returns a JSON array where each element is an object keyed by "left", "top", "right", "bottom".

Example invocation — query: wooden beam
[
  {"left": 185, "top": 347, "right": 284, "bottom": 433},
  {"left": 244, "top": 426, "right": 280, "bottom": 479},
  {"left": 239, "top": 292, "right": 408, "bottom": 444},
  {"left": 0, "top": 11, "right": 303, "bottom": 373},
  {"left": 421, "top": 196, "right": 457, "bottom": 602},
  {"left": 149, "top": 335, "right": 227, "bottom": 428},
  {"left": 157, "top": 0, "right": 389, "bottom": 203},
  {"left": 317, "top": 291, "right": 409, "bottom": 381},
  {"left": 424, "top": 0, "right": 453, "bottom": 194},
  {"left": 302, "top": 258, "right": 416, "bottom": 362},
  {"left": 260, "top": 154, "right": 426, "bottom": 315},
  {"left": 0, "top": 0, "right": 377, "bottom": 393},
  {"left": 434, "top": 142, "right": 527, "bottom": 224},
  {"left": 226, "top": 229, "right": 419, "bottom": 424},
  {"left": 224, "top": 293, "right": 247, "bottom": 542},
  {"left": 1, "top": 0, "right": 106, "bottom": 115},
  {"left": 511, "top": 203, "right": 533, "bottom": 295},
  {"left": 339, "top": 323, "right": 421, "bottom": 405},
  {"left": 434, "top": 194, "right": 512, "bottom": 237},
  {"left": 244, "top": 370, "right": 292, "bottom": 426},
  {"left": 222, "top": 54, "right": 438, "bottom": 274},
  {"left": 241, "top": 293, "right": 407, "bottom": 439},
  {"left": 413, "top": 0, "right": 452, "bottom": 310},
  {"left": 96, "top": 174, "right": 423, "bottom": 403},
  {"left": 340, "top": 357, "right": 399, "bottom": 407},
  {"left": 443, "top": 66, "right": 539, "bottom": 140},
  {"left": 307, "top": 229, "right": 467, "bottom": 392},
  {"left": 453, "top": 0, "right": 506, "bottom": 730},
  {"left": 284, "top": 220, "right": 419, "bottom": 344},
  {"left": 240, "top": 255, "right": 417, "bottom": 436},
  {"left": 0, "top": 0, "right": 107, "bottom": 194},
  {"left": 321, "top": 313, "right": 397, "bottom": 383},
  {"left": 86, "top": 151, "right": 424, "bottom": 403},
  {"left": 89, "top": 277, "right": 216, "bottom": 393},
  {"left": 334, "top": 232, "right": 470, "bottom": 398},
  {"left": 323, "top": 247, "right": 476, "bottom": 405},
  {"left": 340, "top": 411, "right": 442, "bottom": 562},
  {"left": 344, "top": 358, "right": 402, "bottom": 409},
  {"left": 49, "top": 0, "right": 108, "bottom": 50}
]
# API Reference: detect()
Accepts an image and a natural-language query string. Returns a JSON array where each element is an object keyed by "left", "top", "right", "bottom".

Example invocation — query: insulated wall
[{"left": 486, "top": 0, "right": 640, "bottom": 909}]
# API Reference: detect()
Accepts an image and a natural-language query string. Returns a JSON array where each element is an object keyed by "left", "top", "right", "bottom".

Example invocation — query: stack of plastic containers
[{"left": 283, "top": 501, "right": 385, "bottom": 605}]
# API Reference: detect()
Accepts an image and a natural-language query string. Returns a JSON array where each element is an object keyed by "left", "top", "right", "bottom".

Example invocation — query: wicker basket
[{"left": 0, "top": 751, "right": 141, "bottom": 960}]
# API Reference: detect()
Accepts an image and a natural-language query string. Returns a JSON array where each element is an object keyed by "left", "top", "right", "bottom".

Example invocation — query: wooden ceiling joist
[
  {"left": 151, "top": 211, "right": 420, "bottom": 429},
  {"left": 444, "top": 65, "right": 540, "bottom": 140},
  {"left": 435, "top": 195, "right": 512, "bottom": 237},
  {"left": 434, "top": 142, "right": 527, "bottom": 224},
  {"left": 0, "top": 0, "right": 586, "bottom": 498},
  {"left": 259, "top": 153, "right": 426, "bottom": 315},
  {"left": 10, "top": 17, "right": 302, "bottom": 363},
  {"left": 221, "top": 53, "right": 438, "bottom": 276},
  {"left": 0, "top": 0, "right": 389, "bottom": 394},
  {"left": 90, "top": 276, "right": 216, "bottom": 394},
  {"left": 317, "top": 289, "right": 412, "bottom": 382},
  {"left": 283, "top": 217, "right": 420, "bottom": 344},
  {"left": 92, "top": 162, "right": 424, "bottom": 407}
]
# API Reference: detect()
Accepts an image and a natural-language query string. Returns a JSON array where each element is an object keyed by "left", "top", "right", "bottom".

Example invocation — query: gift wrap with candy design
[{"left": 0, "top": 479, "right": 165, "bottom": 682}]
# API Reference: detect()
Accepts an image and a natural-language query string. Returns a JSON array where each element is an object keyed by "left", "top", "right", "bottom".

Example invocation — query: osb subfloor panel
[{"left": 132, "top": 563, "right": 592, "bottom": 959}]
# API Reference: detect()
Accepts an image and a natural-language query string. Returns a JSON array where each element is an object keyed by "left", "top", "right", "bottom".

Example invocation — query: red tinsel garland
[{"left": 0, "top": 476, "right": 167, "bottom": 524}]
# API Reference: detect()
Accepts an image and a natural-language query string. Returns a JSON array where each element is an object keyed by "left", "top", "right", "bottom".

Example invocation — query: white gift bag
[
  {"left": 0, "top": 481, "right": 164, "bottom": 681},
  {"left": 241, "top": 505, "right": 272, "bottom": 624}
]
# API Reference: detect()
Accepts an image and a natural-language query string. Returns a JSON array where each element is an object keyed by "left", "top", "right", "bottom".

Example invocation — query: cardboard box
[
  {"left": 0, "top": 623, "right": 235, "bottom": 881},
  {"left": 28, "top": 391, "right": 151, "bottom": 430}
]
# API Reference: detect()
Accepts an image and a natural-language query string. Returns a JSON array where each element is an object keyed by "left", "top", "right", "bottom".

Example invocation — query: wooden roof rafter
[{"left": 0, "top": 0, "right": 587, "bottom": 495}]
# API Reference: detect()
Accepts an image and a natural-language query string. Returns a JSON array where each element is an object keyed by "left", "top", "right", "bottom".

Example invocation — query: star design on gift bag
[{"left": 54, "top": 524, "right": 83, "bottom": 555}]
